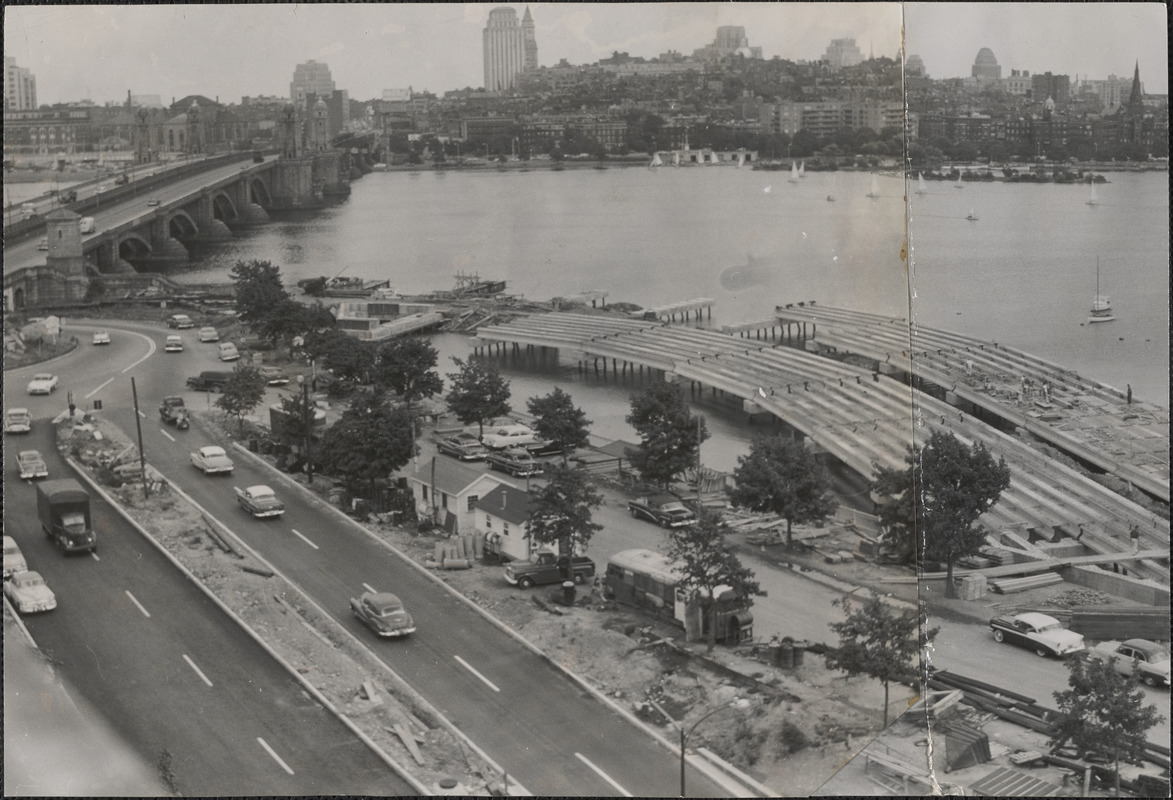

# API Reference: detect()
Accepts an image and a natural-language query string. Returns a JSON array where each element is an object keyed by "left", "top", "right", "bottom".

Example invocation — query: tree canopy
[
  {"left": 625, "top": 382, "right": 708, "bottom": 488},
  {"left": 374, "top": 336, "right": 444, "bottom": 403},
  {"left": 728, "top": 435, "right": 838, "bottom": 549},
  {"left": 526, "top": 387, "right": 591, "bottom": 465},
  {"left": 229, "top": 260, "right": 290, "bottom": 325},
  {"left": 215, "top": 365, "right": 267, "bottom": 436},
  {"left": 318, "top": 392, "right": 416, "bottom": 495},
  {"left": 526, "top": 463, "right": 604, "bottom": 581},
  {"left": 445, "top": 357, "right": 511, "bottom": 438}
]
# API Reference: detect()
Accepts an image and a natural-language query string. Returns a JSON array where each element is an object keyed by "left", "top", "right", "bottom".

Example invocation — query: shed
[{"left": 474, "top": 483, "right": 534, "bottom": 562}]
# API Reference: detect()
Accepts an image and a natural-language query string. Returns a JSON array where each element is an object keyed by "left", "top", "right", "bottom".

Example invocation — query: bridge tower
[
  {"left": 186, "top": 100, "right": 204, "bottom": 156},
  {"left": 280, "top": 103, "right": 302, "bottom": 158},
  {"left": 309, "top": 96, "right": 329, "bottom": 152},
  {"left": 30, "top": 207, "right": 92, "bottom": 304}
]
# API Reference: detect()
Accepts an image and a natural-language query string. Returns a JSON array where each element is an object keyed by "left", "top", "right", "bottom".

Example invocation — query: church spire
[{"left": 1128, "top": 60, "right": 1143, "bottom": 109}]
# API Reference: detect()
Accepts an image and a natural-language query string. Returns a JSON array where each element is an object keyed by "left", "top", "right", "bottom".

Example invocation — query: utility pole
[{"left": 130, "top": 377, "right": 149, "bottom": 497}]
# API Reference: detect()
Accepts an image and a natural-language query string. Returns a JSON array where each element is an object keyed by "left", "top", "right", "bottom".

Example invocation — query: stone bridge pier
[
  {"left": 233, "top": 177, "right": 271, "bottom": 226},
  {"left": 94, "top": 239, "right": 138, "bottom": 274},
  {"left": 193, "top": 193, "right": 234, "bottom": 242},
  {"left": 146, "top": 215, "right": 189, "bottom": 265}
]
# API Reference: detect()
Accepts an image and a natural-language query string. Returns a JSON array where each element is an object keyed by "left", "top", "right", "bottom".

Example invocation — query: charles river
[{"left": 165, "top": 165, "right": 1168, "bottom": 474}]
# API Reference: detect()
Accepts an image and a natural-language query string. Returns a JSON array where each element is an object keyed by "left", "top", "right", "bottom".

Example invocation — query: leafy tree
[
  {"left": 254, "top": 297, "right": 333, "bottom": 350},
  {"left": 215, "top": 365, "right": 267, "bottom": 436},
  {"left": 526, "top": 387, "right": 591, "bottom": 465},
  {"left": 624, "top": 382, "right": 709, "bottom": 489},
  {"left": 825, "top": 595, "right": 921, "bottom": 728},
  {"left": 317, "top": 330, "right": 376, "bottom": 383},
  {"left": 374, "top": 336, "right": 444, "bottom": 403},
  {"left": 872, "top": 430, "right": 1011, "bottom": 598},
  {"left": 728, "top": 435, "right": 838, "bottom": 550},
  {"left": 526, "top": 464, "right": 604, "bottom": 581},
  {"left": 1050, "top": 655, "right": 1163, "bottom": 796},
  {"left": 667, "top": 507, "right": 765, "bottom": 648},
  {"left": 319, "top": 393, "right": 416, "bottom": 496},
  {"left": 445, "top": 357, "right": 511, "bottom": 439},
  {"left": 276, "top": 389, "right": 314, "bottom": 448},
  {"left": 229, "top": 260, "right": 289, "bottom": 325}
]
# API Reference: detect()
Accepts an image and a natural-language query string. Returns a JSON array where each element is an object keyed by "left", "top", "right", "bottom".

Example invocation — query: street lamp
[
  {"left": 295, "top": 374, "right": 314, "bottom": 485},
  {"left": 650, "top": 698, "right": 748, "bottom": 797}
]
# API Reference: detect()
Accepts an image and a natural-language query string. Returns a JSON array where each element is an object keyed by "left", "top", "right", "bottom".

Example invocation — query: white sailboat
[
  {"left": 966, "top": 206, "right": 979, "bottom": 221},
  {"left": 1088, "top": 258, "right": 1115, "bottom": 323},
  {"left": 954, "top": 171, "right": 965, "bottom": 189},
  {"left": 672, "top": 151, "right": 680, "bottom": 167},
  {"left": 826, "top": 175, "right": 837, "bottom": 202},
  {"left": 866, "top": 174, "right": 880, "bottom": 199},
  {"left": 788, "top": 162, "right": 799, "bottom": 183},
  {"left": 650, "top": 152, "right": 663, "bottom": 168},
  {"left": 798, "top": 161, "right": 806, "bottom": 178},
  {"left": 710, "top": 151, "right": 720, "bottom": 165},
  {"left": 916, "top": 172, "right": 928, "bottom": 195},
  {"left": 737, "top": 151, "right": 745, "bottom": 168},
  {"left": 1087, "top": 182, "right": 1099, "bottom": 206}
]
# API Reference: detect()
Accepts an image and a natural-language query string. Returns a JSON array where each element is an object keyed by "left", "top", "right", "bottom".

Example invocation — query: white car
[
  {"left": 190, "top": 445, "right": 234, "bottom": 475},
  {"left": 3, "top": 536, "right": 28, "bottom": 579},
  {"left": 197, "top": 326, "right": 220, "bottom": 342},
  {"left": 4, "top": 408, "right": 32, "bottom": 434},
  {"left": 16, "top": 450, "right": 48, "bottom": 480},
  {"left": 92, "top": 330, "right": 111, "bottom": 345},
  {"left": 26, "top": 373, "right": 58, "bottom": 395},
  {"left": 5, "top": 571, "right": 57, "bottom": 613},
  {"left": 481, "top": 423, "right": 539, "bottom": 450},
  {"left": 217, "top": 342, "right": 240, "bottom": 361},
  {"left": 1090, "top": 639, "right": 1171, "bottom": 688},
  {"left": 165, "top": 335, "right": 183, "bottom": 352}
]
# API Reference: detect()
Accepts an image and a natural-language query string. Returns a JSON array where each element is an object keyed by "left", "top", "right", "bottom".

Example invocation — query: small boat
[
  {"left": 650, "top": 153, "right": 663, "bottom": 168},
  {"left": 799, "top": 161, "right": 806, "bottom": 178},
  {"left": 866, "top": 174, "right": 880, "bottom": 199},
  {"left": 954, "top": 172, "right": 964, "bottom": 189},
  {"left": 915, "top": 172, "right": 928, "bottom": 195},
  {"left": 672, "top": 152, "right": 680, "bottom": 167},
  {"left": 1086, "top": 182, "right": 1098, "bottom": 206},
  {"left": 966, "top": 207, "right": 978, "bottom": 221},
  {"left": 709, "top": 151, "right": 720, "bottom": 165},
  {"left": 787, "top": 162, "right": 799, "bottom": 183},
  {"left": 1088, "top": 258, "right": 1115, "bottom": 323},
  {"left": 736, "top": 152, "right": 745, "bottom": 168}
]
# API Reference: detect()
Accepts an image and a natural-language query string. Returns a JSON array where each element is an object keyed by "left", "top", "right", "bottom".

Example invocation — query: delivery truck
[{"left": 36, "top": 479, "right": 96, "bottom": 554}]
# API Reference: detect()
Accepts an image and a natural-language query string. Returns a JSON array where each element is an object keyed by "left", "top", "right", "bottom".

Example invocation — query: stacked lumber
[{"left": 989, "top": 572, "right": 1063, "bottom": 594}]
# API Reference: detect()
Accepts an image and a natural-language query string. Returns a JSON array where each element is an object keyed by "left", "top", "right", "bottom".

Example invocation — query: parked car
[
  {"left": 257, "top": 366, "right": 290, "bottom": 386},
  {"left": 524, "top": 439, "right": 566, "bottom": 458},
  {"left": 26, "top": 373, "right": 58, "bottom": 395},
  {"left": 3, "top": 536, "right": 28, "bottom": 579},
  {"left": 235, "top": 485, "right": 285, "bottom": 518},
  {"left": 481, "top": 424, "right": 539, "bottom": 450},
  {"left": 628, "top": 493, "right": 697, "bottom": 528},
  {"left": 486, "top": 447, "right": 543, "bottom": 477},
  {"left": 91, "top": 330, "right": 111, "bottom": 345},
  {"left": 37, "top": 237, "right": 49, "bottom": 251},
  {"left": 504, "top": 551, "right": 596, "bottom": 588},
  {"left": 5, "top": 571, "right": 57, "bottom": 613},
  {"left": 989, "top": 612, "right": 1085, "bottom": 657},
  {"left": 167, "top": 314, "right": 194, "bottom": 329},
  {"left": 190, "top": 445, "right": 234, "bottom": 475},
  {"left": 197, "top": 326, "right": 220, "bottom": 342},
  {"left": 164, "top": 335, "right": 183, "bottom": 352},
  {"left": 349, "top": 591, "right": 416, "bottom": 638},
  {"left": 1090, "top": 639, "right": 1170, "bottom": 688},
  {"left": 5, "top": 408, "right": 32, "bottom": 434},
  {"left": 217, "top": 342, "right": 240, "bottom": 362},
  {"left": 437, "top": 432, "right": 488, "bottom": 461},
  {"left": 16, "top": 450, "right": 48, "bottom": 480}
]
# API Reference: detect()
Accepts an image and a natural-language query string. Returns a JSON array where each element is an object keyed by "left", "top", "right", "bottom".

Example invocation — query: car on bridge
[
  {"left": 147, "top": 198, "right": 160, "bottom": 207},
  {"left": 26, "top": 373, "right": 59, "bottom": 395},
  {"left": 350, "top": 591, "right": 416, "bottom": 638},
  {"left": 989, "top": 612, "right": 1085, "bottom": 658},
  {"left": 5, "top": 571, "right": 57, "bottom": 614},
  {"left": 37, "top": 237, "right": 49, "bottom": 251},
  {"left": 17, "top": 450, "right": 49, "bottom": 480},
  {"left": 92, "top": 330, "right": 111, "bottom": 345},
  {"left": 235, "top": 485, "right": 285, "bottom": 518},
  {"left": 190, "top": 445, "right": 234, "bottom": 475}
]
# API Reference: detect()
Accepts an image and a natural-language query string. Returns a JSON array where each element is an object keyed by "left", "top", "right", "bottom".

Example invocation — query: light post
[{"left": 650, "top": 698, "right": 746, "bottom": 797}]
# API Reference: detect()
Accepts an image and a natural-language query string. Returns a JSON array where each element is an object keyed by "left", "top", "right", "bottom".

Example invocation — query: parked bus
[{"left": 603, "top": 548, "right": 753, "bottom": 644}]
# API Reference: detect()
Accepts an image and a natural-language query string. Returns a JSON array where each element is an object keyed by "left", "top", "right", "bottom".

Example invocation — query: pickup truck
[
  {"left": 486, "top": 447, "right": 543, "bottom": 478},
  {"left": 628, "top": 493, "right": 697, "bottom": 528},
  {"left": 504, "top": 551, "right": 596, "bottom": 588},
  {"left": 160, "top": 396, "right": 186, "bottom": 424},
  {"left": 190, "top": 445, "right": 234, "bottom": 475},
  {"left": 236, "top": 485, "right": 285, "bottom": 518}
]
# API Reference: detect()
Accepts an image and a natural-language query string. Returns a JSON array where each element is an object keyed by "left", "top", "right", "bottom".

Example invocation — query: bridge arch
[
  {"left": 246, "top": 176, "right": 272, "bottom": 208},
  {"left": 166, "top": 209, "right": 200, "bottom": 240},
  {"left": 210, "top": 191, "right": 240, "bottom": 225},
  {"left": 117, "top": 233, "right": 153, "bottom": 268}
]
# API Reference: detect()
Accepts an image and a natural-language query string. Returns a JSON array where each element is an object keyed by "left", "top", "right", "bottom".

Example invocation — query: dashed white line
[
  {"left": 183, "top": 654, "right": 213, "bottom": 687},
  {"left": 454, "top": 656, "right": 501, "bottom": 692},
  {"left": 124, "top": 590, "right": 151, "bottom": 618},
  {"left": 362, "top": 583, "right": 378, "bottom": 594},
  {"left": 575, "top": 752, "right": 632, "bottom": 796},
  {"left": 90, "top": 551, "right": 100, "bottom": 562},
  {"left": 159, "top": 429, "right": 175, "bottom": 442},
  {"left": 290, "top": 529, "right": 318, "bottom": 549},
  {"left": 137, "top": 409, "right": 146, "bottom": 418},
  {"left": 257, "top": 737, "right": 294, "bottom": 775},
  {"left": 85, "top": 378, "right": 113, "bottom": 399}
]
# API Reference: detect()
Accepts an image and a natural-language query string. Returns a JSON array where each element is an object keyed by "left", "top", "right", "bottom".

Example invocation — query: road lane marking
[
  {"left": 90, "top": 551, "right": 100, "bottom": 562},
  {"left": 257, "top": 737, "right": 294, "bottom": 775},
  {"left": 137, "top": 409, "right": 146, "bottom": 418},
  {"left": 575, "top": 752, "right": 632, "bottom": 796},
  {"left": 454, "top": 656, "right": 501, "bottom": 693},
  {"left": 160, "top": 429, "right": 175, "bottom": 442},
  {"left": 122, "top": 331, "right": 158, "bottom": 372},
  {"left": 290, "top": 529, "right": 318, "bottom": 549},
  {"left": 125, "top": 591, "right": 151, "bottom": 618},
  {"left": 183, "top": 654, "right": 213, "bottom": 687},
  {"left": 362, "top": 583, "right": 377, "bottom": 594},
  {"left": 84, "top": 378, "right": 113, "bottom": 399}
]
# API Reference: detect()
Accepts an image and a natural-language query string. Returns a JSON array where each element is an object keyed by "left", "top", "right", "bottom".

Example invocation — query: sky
[{"left": 2, "top": 3, "right": 1165, "bottom": 106}]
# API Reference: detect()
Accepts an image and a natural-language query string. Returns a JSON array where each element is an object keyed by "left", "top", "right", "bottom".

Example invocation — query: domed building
[
  {"left": 971, "top": 48, "right": 1001, "bottom": 82},
  {"left": 905, "top": 54, "right": 926, "bottom": 77}
]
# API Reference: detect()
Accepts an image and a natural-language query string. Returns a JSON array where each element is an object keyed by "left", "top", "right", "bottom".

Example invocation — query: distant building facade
[
  {"left": 904, "top": 54, "right": 926, "bottom": 77},
  {"left": 290, "top": 60, "right": 335, "bottom": 105},
  {"left": 822, "top": 38, "right": 864, "bottom": 69},
  {"left": 4, "top": 57, "right": 37, "bottom": 110},
  {"left": 694, "top": 26, "right": 762, "bottom": 61},
  {"left": 1032, "top": 72, "right": 1070, "bottom": 106},
  {"left": 760, "top": 99, "right": 902, "bottom": 137},
  {"left": 484, "top": 6, "right": 537, "bottom": 92},
  {"left": 971, "top": 48, "right": 1001, "bottom": 82}
]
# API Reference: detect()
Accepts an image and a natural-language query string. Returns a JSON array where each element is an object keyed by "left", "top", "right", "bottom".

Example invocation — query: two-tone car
[
  {"left": 16, "top": 450, "right": 48, "bottom": 480},
  {"left": 258, "top": 366, "right": 290, "bottom": 386},
  {"left": 1090, "top": 639, "right": 1170, "bottom": 688},
  {"left": 235, "top": 485, "right": 285, "bottom": 518},
  {"left": 486, "top": 447, "right": 543, "bottom": 477},
  {"left": 26, "top": 373, "right": 58, "bottom": 395},
  {"left": 628, "top": 493, "right": 697, "bottom": 528},
  {"left": 3, "top": 536, "right": 28, "bottom": 579},
  {"left": 989, "top": 612, "right": 1085, "bottom": 657},
  {"left": 349, "top": 591, "right": 416, "bottom": 638},
  {"left": 5, "top": 571, "right": 57, "bottom": 613},
  {"left": 437, "top": 432, "right": 487, "bottom": 461},
  {"left": 91, "top": 330, "right": 111, "bottom": 345},
  {"left": 190, "top": 445, "right": 234, "bottom": 475}
]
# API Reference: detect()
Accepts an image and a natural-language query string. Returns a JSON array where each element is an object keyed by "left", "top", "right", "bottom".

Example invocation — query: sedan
[
  {"left": 26, "top": 373, "right": 58, "bottom": 395},
  {"left": 1090, "top": 639, "right": 1170, "bottom": 688},
  {"left": 147, "top": 198, "right": 160, "bottom": 207},
  {"left": 236, "top": 485, "right": 285, "bottom": 518},
  {"left": 16, "top": 450, "right": 48, "bottom": 480},
  {"left": 3, "top": 536, "right": 28, "bottom": 579},
  {"left": 190, "top": 445, "right": 234, "bottom": 475},
  {"left": 197, "top": 326, "right": 220, "bottom": 342},
  {"left": 92, "top": 330, "right": 111, "bottom": 345},
  {"left": 5, "top": 571, "right": 57, "bottom": 614},
  {"left": 989, "top": 612, "right": 1085, "bottom": 657},
  {"left": 258, "top": 366, "right": 290, "bottom": 386},
  {"left": 350, "top": 591, "right": 416, "bottom": 638},
  {"left": 437, "top": 432, "right": 488, "bottom": 461},
  {"left": 164, "top": 335, "right": 184, "bottom": 352}
]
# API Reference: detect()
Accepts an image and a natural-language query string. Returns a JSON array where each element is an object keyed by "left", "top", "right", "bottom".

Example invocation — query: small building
[
  {"left": 474, "top": 483, "right": 533, "bottom": 562},
  {"left": 407, "top": 457, "right": 514, "bottom": 533}
]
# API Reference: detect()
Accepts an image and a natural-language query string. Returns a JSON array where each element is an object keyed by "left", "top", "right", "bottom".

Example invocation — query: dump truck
[{"left": 36, "top": 479, "right": 96, "bottom": 553}]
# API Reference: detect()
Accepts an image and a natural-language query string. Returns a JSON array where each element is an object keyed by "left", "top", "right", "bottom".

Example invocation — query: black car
[{"left": 628, "top": 494, "right": 697, "bottom": 528}]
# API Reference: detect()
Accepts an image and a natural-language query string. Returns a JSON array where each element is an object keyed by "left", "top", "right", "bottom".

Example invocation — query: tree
[
  {"left": 526, "top": 464, "right": 604, "bottom": 581},
  {"left": 825, "top": 595, "right": 921, "bottom": 729},
  {"left": 445, "top": 357, "right": 511, "bottom": 439},
  {"left": 1050, "top": 655, "right": 1163, "bottom": 796},
  {"left": 872, "top": 430, "right": 1011, "bottom": 598},
  {"left": 667, "top": 507, "right": 765, "bottom": 649},
  {"left": 317, "top": 330, "right": 376, "bottom": 383},
  {"left": 254, "top": 297, "right": 333, "bottom": 350},
  {"left": 526, "top": 387, "right": 591, "bottom": 465},
  {"left": 374, "top": 336, "right": 444, "bottom": 403},
  {"left": 319, "top": 394, "right": 416, "bottom": 496},
  {"left": 728, "top": 435, "right": 838, "bottom": 550},
  {"left": 625, "top": 382, "right": 709, "bottom": 489},
  {"left": 215, "top": 365, "right": 267, "bottom": 437},
  {"left": 229, "top": 260, "right": 289, "bottom": 325}
]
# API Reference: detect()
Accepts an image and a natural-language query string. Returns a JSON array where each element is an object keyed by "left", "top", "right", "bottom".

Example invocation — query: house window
[
  {"left": 503, "top": 522, "right": 510, "bottom": 537},
  {"left": 421, "top": 485, "right": 428, "bottom": 501},
  {"left": 484, "top": 514, "right": 493, "bottom": 529},
  {"left": 440, "top": 492, "right": 449, "bottom": 510},
  {"left": 467, "top": 495, "right": 478, "bottom": 512}
]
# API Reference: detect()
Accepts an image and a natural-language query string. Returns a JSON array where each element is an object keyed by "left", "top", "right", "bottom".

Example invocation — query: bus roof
[{"left": 608, "top": 548, "right": 681, "bottom": 584}]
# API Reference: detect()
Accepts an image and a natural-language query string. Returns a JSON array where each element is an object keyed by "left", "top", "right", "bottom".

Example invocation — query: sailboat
[
  {"left": 826, "top": 175, "right": 836, "bottom": 202},
  {"left": 709, "top": 151, "right": 720, "bottom": 165},
  {"left": 1086, "top": 182, "right": 1099, "bottom": 206},
  {"left": 650, "top": 152, "right": 663, "bottom": 168},
  {"left": 954, "top": 171, "right": 965, "bottom": 189},
  {"left": 1088, "top": 258, "right": 1115, "bottom": 323},
  {"left": 787, "top": 162, "right": 799, "bottom": 183},
  {"left": 916, "top": 172, "right": 928, "bottom": 195},
  {"left": 798, "top": 161, "right": 806, "bottom": 178},
  {"left": 966, "top": 206, "right": 979, "bottom": 221},
  {"left": 866, "top": 174, "right": 880, "bottom": 199},
  {"left": 673, "top": 151, "right": 680, "bottom": 167},
  {"left": 736, "top": 151, "right": 745, "bottom": 168}
]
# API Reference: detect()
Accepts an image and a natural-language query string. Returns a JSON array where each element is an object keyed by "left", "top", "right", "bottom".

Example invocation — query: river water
[{"left": 162, "top": 165, "right": 1168, "bottom": 472}]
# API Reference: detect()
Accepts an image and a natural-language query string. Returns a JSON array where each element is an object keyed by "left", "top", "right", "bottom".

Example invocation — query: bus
[{"left": 603, "top": 548, "right": 753, "bottom": 644}]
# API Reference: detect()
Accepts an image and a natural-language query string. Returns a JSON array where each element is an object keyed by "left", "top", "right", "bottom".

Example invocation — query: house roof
[
  {"left": 475, "top": 484, "right": 532, "bottom": 525},
  {"left": 408, "top": 456, "right": 494, "bottom": 495}
]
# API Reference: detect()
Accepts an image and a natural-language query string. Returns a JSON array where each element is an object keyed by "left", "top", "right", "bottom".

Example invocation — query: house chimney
[{"left": 502, "top": 492, "right": 507, "bottom": 510}]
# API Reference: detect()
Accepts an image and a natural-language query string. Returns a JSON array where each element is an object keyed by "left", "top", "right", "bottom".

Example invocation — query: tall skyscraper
[
  {"left": 483, "top": 6, "right": 534, "bottom": 92},
  {"left": 4, "top": 57, "right": 37, "bottom": 110},
  {"left": 822, "top": 38, "right": 864, "bottom": 69},
  {"left": 290, "top": 60, "right": 335, "bottom": 105}
]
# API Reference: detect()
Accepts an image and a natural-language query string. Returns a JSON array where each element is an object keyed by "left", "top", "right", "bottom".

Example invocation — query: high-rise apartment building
[
  {"left": 290, "top": 60, "right": 335, "bottom": 105},
  {"left": 693, "top": 26, "right": 762, "bottom": 61},
  {"left": 484, "top": 7, "right": 537, "bottom": 92},
  {"left": 822, "top": 38, "right": 864, "bottom": 69},
  {"left": 4, "top": 57, "right": 38, "bottom": 110}
]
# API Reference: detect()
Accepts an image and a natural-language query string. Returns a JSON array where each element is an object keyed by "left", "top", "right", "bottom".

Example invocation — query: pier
[
  {"left": 473, "top": 311, "right": 1169, "bottom": 583},
  {"left": 635, "top": 297, "right": 714, "bottom": 323}
]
